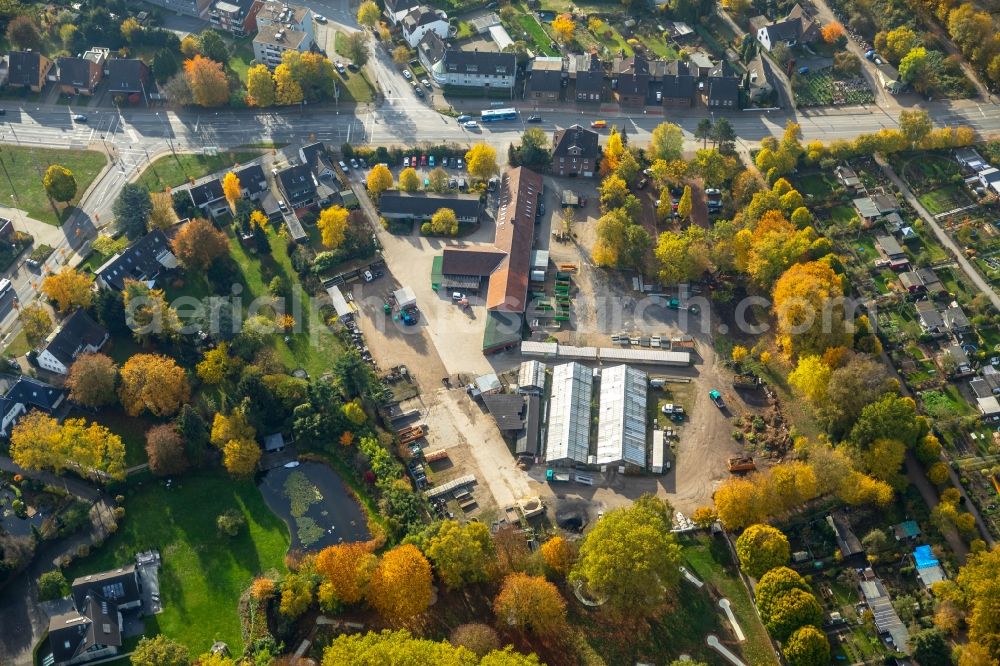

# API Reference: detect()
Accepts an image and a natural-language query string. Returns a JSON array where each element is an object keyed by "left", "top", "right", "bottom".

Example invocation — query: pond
[{"left": 258, "top": 461, "right": 370, "bottom": 551}]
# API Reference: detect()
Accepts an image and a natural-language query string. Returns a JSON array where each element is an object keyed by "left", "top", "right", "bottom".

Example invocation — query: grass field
[
  {"left": 335, "top": 69, "right": 375, "bottom": 103},
  {"left": 0, "top": 146, "right": 107, "bottom": 225},
  {"left": 511, "top": 12, "right": 561, "bottom": 56},
  {"left": 3, "top": 328, "right": 29, "bottom": 357},
  {"left": 918, "top": 186, "right": 968, "bottom": 216},
  {"left": 229, "top": 38, "right": 256, "bottom": 84},
  {"left": 67, "top": 472, "right": 289, "bottom": 656},
  {"left": 135, "top": 150, "right": 262, "bottom": 192},
  {"left": 794, "top": 172, "right": 837, "bottom": 198}
]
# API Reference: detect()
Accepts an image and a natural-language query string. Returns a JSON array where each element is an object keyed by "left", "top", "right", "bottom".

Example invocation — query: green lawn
[
  {"left": 829, "top": 204, "right": 857, "bottom": 226},
  {"left": 794, "top": 172, "right": 837, "bottom": 198},
  {"left": 918, "top": 186, "right": 967, "bottom": 216},
  {"left": 512, "top": 12, "right": 561, "bottom": 56},
  {"left": 0, "top": 146, "right": 107, "bottom": 225},
  {"left": 3, "top": 328, "right": 29, "bottom": 357},
  {"left": 239, "top": 231, "right": 346, "bottom": 375},
  {"left": 229, "top": 38, "right": 256, "bottom": 84},
  {"left": 334, "top": 31, "right": 351, "bottom": 58},
  {"left": 136, "top": 150, "right": 262, "bottom": 193},
  {"left": 591, "top": 21, "right": 633, "bottom": 56},
  {"left": 67, "top": 472, "right": 289, "bottom": 656},
  {"left": 682, "top": 534, "right": 778, "bottom": 666},
  {"left": 336, "top": 69, "right": 375, "bottom": 104}
]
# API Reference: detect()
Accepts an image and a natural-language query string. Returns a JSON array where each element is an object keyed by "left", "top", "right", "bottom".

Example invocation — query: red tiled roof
[{"left": 486, "top": 167, "right": 543, "bottom": 312}]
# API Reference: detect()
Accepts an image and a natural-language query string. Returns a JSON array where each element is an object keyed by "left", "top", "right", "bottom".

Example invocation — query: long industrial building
[
  {"left": 545, "top": 362, "right": 592, "bottom": 465},
  {"left": 595, "top": 364, "right": 647, "bottom": 468}
]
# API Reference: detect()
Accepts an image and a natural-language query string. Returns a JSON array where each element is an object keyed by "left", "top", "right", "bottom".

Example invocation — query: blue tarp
[{"left": 914, "top": 545, "right": 939, "bottom": 569}]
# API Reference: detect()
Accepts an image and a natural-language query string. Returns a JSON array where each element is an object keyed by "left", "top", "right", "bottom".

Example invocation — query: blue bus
[{"left": 480, "top": 108, "right": 518, "bottom": 122}]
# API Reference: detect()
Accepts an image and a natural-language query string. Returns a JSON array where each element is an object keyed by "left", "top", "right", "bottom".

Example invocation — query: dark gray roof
[
  {"left": 48, "top": 595, "right": 122, "bottom": 666},
  {"left": 763, "top": 18, "right": 802, "bottom": 42},
  {"left": 575, "top": 70, "right": 603, "bottom": 93},
  {"left": 57, "top": 56, "right": 95, "bottom": 88},
  {"left": 72, "top": 564, "right": 140, "bottom": 612},
  {"left": 95, "top": 229, "right": 174, "bottom": 290},
  {"left": 276, "top": 163, "right": 316, "bottom": 203},
  {"left": 483, "top": 393, "right": 528, "bottom": 430},
  {"left": 1, "top": 376, "right": 65, "bottom": 414},
  {"left": 379, "top": 192, "right": 481, "bottom": 220},
  {"left": 418, "top": 31, "right": 445, "bottom": 65},
  {"left": 708, "top": 77, "right": 739, "bottom": 106},
  {"left": 386, "top": 0, "right": 420, "bottom": 15},
  {"left": 42, "top": 310, "right": 107, "bottom": 367},
  {"left": 552, "top": 124, "right": 599, "bottom": 160},
  {"left": 516, "top": 394, "right": 540, "bottom": 455},
  {"left": 8, "top": 51, "right": 45, "bottom": 86},
  {"left": 235, "top": 163, "right": 268, "bottom": 195},
  {"left": 299, "top": 141, "right": 327, "bottom": 169},
  {"left": 662, "top": 73, "right": 695, "bottom": 99},
  {"left": 189, "top": 177, "right": 224, "bottom": 206},
  {"left": 443, "top": 49, "right": 516, "bottom": 76},
  {"left": 664, "top": 60, "right": 690, "bottom": 76},
  {"left": 441, "top": 247, "right": 506, "bottom": 276},
  {"left": 402, "top": 5, "right": 443, "bottom": 32},
  {"left": 106, "top": 59, "right": 149, "bottom": 93},
  {"left": 527, "top": 69, "right": 562, "bottom": 92}
]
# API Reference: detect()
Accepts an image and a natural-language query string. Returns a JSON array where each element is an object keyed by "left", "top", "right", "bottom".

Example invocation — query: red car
[{"left": 420, "top": 155, "right": 428, "bottom": 166}]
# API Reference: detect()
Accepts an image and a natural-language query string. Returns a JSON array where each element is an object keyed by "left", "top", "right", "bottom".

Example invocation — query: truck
[
  {"left": 709, "top": 389, "right": 725, "bottom": 408},
  {"left": 728, "top": 456, "right": 756, "bottom": 473},
  {"left": 546, "top": 469, "right": 571, "bottom": 482},
  {"left": 423, "top": 449, "right": 449, "bottom": 463},
  {"left": 561, "top": 189, "right": 587, "bottom": 208}
]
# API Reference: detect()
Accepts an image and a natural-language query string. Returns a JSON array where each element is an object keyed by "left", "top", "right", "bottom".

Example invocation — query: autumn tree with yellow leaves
[
  {"left": 172, "top": 218, "right": 230, "bottom": 270},
  {"left": 119, "top": 353, "right": 191, "bottom": 417},
  {"left": 465, "top": 144, "right": 498, "bottom": 181},
  {"left": 184, "top": 55, "right": 229, "bottom": 107},
  {"left": 11, "top": 412, "right": 125, "bottom": 481},
  {"left": 67, "top": 353, "right": 119, "bottom": 408},
  {"left": 222, "top": 172, "right": 241, "bottom": 210},
  {"left": 42, "top": 268, "right": 94, "bottom": 312},
  {"left": 368, "top": 544, "right": 433, "bottom": 625},
  {"left": 315, "top": 542, "right": 378, "bottom": 607},
  {"left": 319, "top": 205, "right": 350, "bottom": 249},
  {"left": 493, "top": 573, "right": 568, "bottom": 635},
  {"left": 551, "top": 13, "right": 575, "bottom": 43}
]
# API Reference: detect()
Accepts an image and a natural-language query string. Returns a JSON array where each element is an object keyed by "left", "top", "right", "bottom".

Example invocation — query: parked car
[
  {"left": 429, "top": 155, "right": 435, "bottom": 167},
  {"left": 441, "top": 157, "right": 450, "bottom": 167},
  {"left": 451, "top": 292, "right": 466, "bottom": 301},
  {"left": 339, "top": 160, "right": 349, "bottom": 171},
  {"left": 456, "top": 158, "right": 465, "bottom": 169},
  {"left": 364, "top": 270, "right": 374, "bottom": 282},
  {"left": 350, "top": 158, "right": 359, "bottom": 169},
  {"left": 637, "top": 178, "right": 648, "bottom": 189},
  {"left": 449, "top": 177, "right": 458, "bottom": 188},
  {"left": 348, "top": 63, "right": 360, "bottom": 72},
  {"left": 458, "top": 178, "right": 467, "bottom": 190},
  {"left": 457, "top": 114, "right": 472, "bottom": 122},
  {"left": 414, "top": 86, "right": 425, "bottom": 97},
  {"left": 421, "top": 78, "right": 432, "bottom": 90},
  {"left": 420, "top": 155, "right": 428, "bottom": 166},
  {"left": 527, "top": 115, "right": 542, "bottom": 122},
  {"left": 402, "top": 69, "right": 412, "bottom": 80},
  {"left": 315, "top": 14, "right": 328, "bottom": 23},
  {"left": 463, "top": 120, "right": 478, "bottom": 129},
  {"left": 335, "top": 62, "right": 346, "bottom": 74},
  {"left": 278, "top": 200, "right": 289, "bottom": 213},
  {"left": 359, "top": 158, "right": 368, "bottom": 168},
  {"left": 403, "top": 156, "right": 410, "bottom": 167}
]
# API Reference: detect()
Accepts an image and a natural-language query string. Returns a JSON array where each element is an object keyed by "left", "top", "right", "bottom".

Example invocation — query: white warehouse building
[
  {"left": 545, "top": 362, "right": 592, "bottom": 465},
  {"left": 595, "top": 364, "right": 647, "bottom": 468}
]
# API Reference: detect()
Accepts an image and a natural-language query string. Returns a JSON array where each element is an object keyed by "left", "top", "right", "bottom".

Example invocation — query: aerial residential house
[
  {"left": 234, "top": 163, "right": 269, "bottom": 200},
  {"left": 871, "top": 192, "right": 900, "bottom": 215},
  {"left": 941, "top": 343, "right": 972, "bottom": 375},
  {"left": 256, "top": 0, "right": 314, "bottom": 41},
  {"left": 36, "top": 310, "right": 109, "bottom": 376},
  {"left": 756, "top": 3, "right": 819, "bottom": 51},
  {"left": 299, "top": 142, "right": 337, "bottom": 180},
  {"left": 595, "top": 364, "right": 647, "bottom": 469},
  {"left": 385, "top": 0, "right": 421, "bottom": 24},
  {"left": 915, "top": 300, "right": 946, "bottom": 337},
  {"left": 95, "top": 229, "right": 179, "bottom": 291},
  {"left": 400, "top": 5, "right": 450, "bottom": 48},
  {"left": 745, "top": 53, "right": 777, "bottom": 103},
  {"left": 47, "top": 562, "right": 149, "bottom": 666},
  {"left": 7, "top": 50, "right": 53, "bottom": 92},
  {"left": 141, "top": 0, "right": 212, "bottom": 17},
  {"left": 687, "top": 51, "right": 714, "bottom": 78},
  {"left": 209, "top": 0, "right": 263, "bottom": 36},
  {"left": 551, "top": 124, "right": 599, "bottom": 177},
  {"left": 545, "top": 362, "right": 593, "bottom": 465},
  {"left": 429, "top": 42, "right": 517, "bottom": 93},
  {"left": 707, "top": 61, "right": 740, "bottom": 109},
  {"left": 860, "top": 568, "right": 910, "bottom": 654},
  {"left": 275, "top": 163, "right": 318, "bottom": 209},
  {"left": 106, "top": 59, "right": 151, "bottom": 105},
  {"left": 0, "top": 376, "right": 66, "bottom": 437},
  {"left": 943, "top": 303, "right": 970, "bottom": 334},
  {"left": 835, "top": 165, "right": 861, "bottom": 190},
  {"left": 378, "top": 192, "right": 481, "bottom": 224},
  {"left": 188, "top": 177, "right": 229, "bottom": 218},
  {"left": 913, "top": 545, "right": 947, "bottom": 587},
  {"left": 875, "top": 234, "right": 909, "bottom": 269},
  {"left": 526, "top": 57, "right": 564, "bottom": 101},
  {"left": 955, "top": 147, "right": 987, "bottom": 172},
  {"left": 611, "top": 54, "right": 651, "bottom": 107},
  {"left": 253, "top": 25, "right": 310, "bottom": 68},
  {"left": 569, "top": 53, "right": 604, "bottom": 103},
  {"left": 978, "top": 167, "right": 1000, "bottom": 196},
  {"left": 902, "top": 267, "right": 944, "bottom": 295},
  {"left": 661, "top": 60, "right": 695, "bottom": 107},
  {"left": 57, "top": 48, "right": 108, "bottom": 96}
]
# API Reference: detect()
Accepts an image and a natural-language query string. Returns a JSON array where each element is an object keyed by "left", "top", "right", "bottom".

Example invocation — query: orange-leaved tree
[
  {"left": 367, "top": 544, "right": 433, "bottom": 625},
  {"left": 184, "top": 55, "right": 229, "bottom": 107},
  {"left": 119, "top": 353, "right": 191, "bottom": 417},
  {"left": 41, "top": 267, "right": 93, "bottom": 312},
  {"left": 315, "top": 542, "right": 378, "bottom": 606},
  {"left": 171, "top": 218, "right": 229, "bottom": 270}
]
